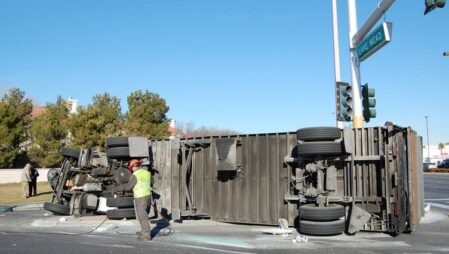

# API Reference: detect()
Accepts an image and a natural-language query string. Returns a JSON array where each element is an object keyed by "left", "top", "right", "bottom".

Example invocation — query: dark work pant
[
  {"left": 29, "top": 181, "right": 37, "bottom": 196},
  {"left": 134, "top": 196, "right": 151, "bottom": 236}
]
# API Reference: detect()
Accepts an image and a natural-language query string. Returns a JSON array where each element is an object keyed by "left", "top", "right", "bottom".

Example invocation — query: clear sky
[{"left": 1, "top": 1, "right": 448, "bottom": 145}]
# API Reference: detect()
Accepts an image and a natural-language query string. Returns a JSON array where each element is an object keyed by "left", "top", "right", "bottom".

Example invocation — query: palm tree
[{"left": 438, "top": 143, "right": 445, "bottom": 155}]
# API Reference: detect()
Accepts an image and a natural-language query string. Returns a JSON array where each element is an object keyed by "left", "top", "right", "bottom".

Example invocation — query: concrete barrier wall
[{"left": 0, "top": 168, "right": 50, "bottom": 184}]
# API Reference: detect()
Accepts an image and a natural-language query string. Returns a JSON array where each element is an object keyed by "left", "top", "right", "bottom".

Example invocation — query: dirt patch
[
  {"left": 424, "top": 168, "right": 449, "bottom": 173},
  {"left": 0, "top": 182, "right": 52, "bottom": 204}
]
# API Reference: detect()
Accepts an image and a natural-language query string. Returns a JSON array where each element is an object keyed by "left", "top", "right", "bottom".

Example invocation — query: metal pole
[
  {"left": 425, "top": 116, "right": 430, "bottom": 162},
  {"left": 347, "top": 0, "right": 363, "bottom": 128},
  {"left": 352, "top": 0, "right": 395, "bottom": 45},
  {"left": 332, "top": 0, "right": 344, "bottom": 129}
]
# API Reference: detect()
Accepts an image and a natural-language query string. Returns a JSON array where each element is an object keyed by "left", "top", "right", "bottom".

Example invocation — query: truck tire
[
  {"left": 61, "top": 147, "right": 80, "bottom": 159},
  {"left": 297, "top": 127, "right": 341, "bottom": 142},
  {"left": 47, "top": 168, "right": 61, "bottom": 183},
  {"left": 299, "top": 219, "right": 345, "bottom": 236},
  {"left": 106, "top": 197, "right": 134, "bottom": 208},
  {"left": 115, "top": 167, "right": 132, "bottom": 184},
  {"left": 107, "top": 147, "right": 130, "bottom": 159},
  {"left": 106, "top": 137, "right": 129, "bottom": 148},
  {"left": 106, "top": 208, "right": 136, "bottom": 219},
  {"left": 299, "top": 204, "right": 345, "bottom": 221},
  {"left": 43, "top": 202, "right": 71, "bottom": 215},
  {"left": 297, "top": 141, "right": 343, "bottom": 156}
]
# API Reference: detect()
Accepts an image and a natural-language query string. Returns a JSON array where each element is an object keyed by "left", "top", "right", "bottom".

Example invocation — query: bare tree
[{"left": 174, "top": 121, "right": 239, "bottom": 138}]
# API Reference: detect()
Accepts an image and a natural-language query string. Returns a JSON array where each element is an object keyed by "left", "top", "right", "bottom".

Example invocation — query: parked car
[
  {"left": 423, "top": 162, "right": 436, "bottom": 170},
  {"left": 438, "top": 159, "right": 449, "bottom": 168}
]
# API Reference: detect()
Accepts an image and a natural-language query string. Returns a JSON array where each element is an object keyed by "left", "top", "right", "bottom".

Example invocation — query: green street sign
[{"left": 356, "top": 22, "right": 393, "bottom": 62}]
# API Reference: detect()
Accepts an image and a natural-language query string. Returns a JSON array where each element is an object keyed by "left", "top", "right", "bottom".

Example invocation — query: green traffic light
[
  {"left": 367, "top": 98, "right": 376, "bottom": 108},
  {"left": 337, "top": 82, "right": 353, "bottom": 122},
  {"left": 361, "top": 84, "right": 376, "bottom": 122},
  {"left": 425, "top": 0, "right": 446, "bottom": 15}
]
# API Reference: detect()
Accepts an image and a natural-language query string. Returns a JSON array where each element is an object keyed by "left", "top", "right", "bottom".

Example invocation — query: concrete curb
[{"left": 13, "top": 203, "right": 44, "bottom": 211}]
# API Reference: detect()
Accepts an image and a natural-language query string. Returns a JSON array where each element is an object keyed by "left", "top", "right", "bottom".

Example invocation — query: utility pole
[
  {"left": 347, "top": 0, "right": 363, "bottom": 128},
  {"left": 332, "top": 0, "right": 344, "bottom": 129},
  {"left": 425, "top": 116, "right": 430, "bottom": 162}
]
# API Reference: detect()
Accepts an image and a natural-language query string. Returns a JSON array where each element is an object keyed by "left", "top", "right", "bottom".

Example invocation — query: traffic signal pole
[
  {"left": 347, "top": 0, "right": 363, "bottom": 128},
  {"left": 332, "top": 0, "right": 344, "bottom": 129},
  {"left": 347, "top": 0, "right": 395, "bottom": 128}
]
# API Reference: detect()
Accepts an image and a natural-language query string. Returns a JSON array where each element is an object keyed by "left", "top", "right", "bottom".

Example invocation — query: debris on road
[
  {"left": 95, "top": 224, "right": 118, "bottom": 232},
  {"left": 0, "top": 205, "right": 16, "bottom": 213},
  {"left": 262, "top": 218, "right": 293, "bottom": 236}
]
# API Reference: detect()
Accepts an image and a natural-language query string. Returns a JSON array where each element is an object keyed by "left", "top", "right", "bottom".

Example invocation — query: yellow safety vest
[{"left": 133, "top": 169, "right": 151, "bottom": 198}]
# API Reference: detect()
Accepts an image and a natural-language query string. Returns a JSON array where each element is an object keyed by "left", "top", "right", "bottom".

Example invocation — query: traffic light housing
[
  {"left": 362, "top": 84, "right": 376, "bottom": 122},
  {"left": 425, "top": 0, "right": 446, "bottom": 15},
  {"left": 337, "top": 82, "right": 353, "bottom": 122}
]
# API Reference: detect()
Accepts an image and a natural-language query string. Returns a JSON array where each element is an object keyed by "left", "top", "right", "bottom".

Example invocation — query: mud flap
[{"left": 347, "top": 205, "right": 372, "bottom": 234}]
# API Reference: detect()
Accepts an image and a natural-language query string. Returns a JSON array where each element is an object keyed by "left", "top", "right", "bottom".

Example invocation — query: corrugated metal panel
[
  {"left": 407, "top": 128, "right": 423, "bottom": 228},
  {"left": 150, "top": 127, "right": 421, "bottom": 232}
]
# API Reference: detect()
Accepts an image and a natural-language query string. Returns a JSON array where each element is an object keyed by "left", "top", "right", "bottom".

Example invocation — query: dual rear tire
[
  {"left": 296, "top": 127, "right": 344, "bottom": 157},
  {"left": 298, "top": 204, "right": 345, "bottom": 236},
  {"left": 106, "top": 137, "right": 131, "bottom": 159}
]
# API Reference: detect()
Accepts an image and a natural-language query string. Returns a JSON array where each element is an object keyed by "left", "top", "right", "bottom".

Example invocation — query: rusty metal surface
[{"left": 407, "top": 128, "right": 423, "bottom": 229}]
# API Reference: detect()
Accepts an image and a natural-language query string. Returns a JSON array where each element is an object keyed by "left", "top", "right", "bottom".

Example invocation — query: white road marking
[
  {"left": 173, "top": 243, "right": 255, "bottom": 254},
  {"left": 424, "top": 198, "right": 449, "bottom": 201},
  {"left": 80, "top": 243, "right": 134, "bottom": 249},
  {"left": 83, "top": 234, "right": 115, "bottom": 239},
  {"left": 426, "top": 202, "right": 449, "bottom": 210},
  {"left": 1, "top": 232, "right": 7, "bottom": 235}
]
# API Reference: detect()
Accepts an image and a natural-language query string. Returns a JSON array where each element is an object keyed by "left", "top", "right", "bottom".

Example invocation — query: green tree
[
  {"left": 0, "top": 88, "right": 33, "bottom": 167},
  {"left": 438, "top": 143, "right": 445, "bottom": 155},
  {"left": 69, "top": 93, "right": 122, "bottom": 149},
  {"left": 124, "top": 90, "right": 170, "bottom": 139},
  {"left": 27, "top": 96, "right": 70, "bottom": 167}
]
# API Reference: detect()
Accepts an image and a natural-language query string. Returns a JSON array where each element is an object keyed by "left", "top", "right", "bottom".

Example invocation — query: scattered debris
[
  {"left": 95, "top": 224, "right": 118, "bottom": 232},
  {"left": 58, "top": 217, "right": 67, "bottom": 223},
  {"left": 0, "top": 205, "right": 16, "bottom": 213},
  {"left": 424, "top": 204, "right": 430, "bottom": 213},
  {"left": 262, "top": 218, "right": 294, "bottom": 235},
  {"left": 292, "top": 235, "right": 309, "bottom": 243}
]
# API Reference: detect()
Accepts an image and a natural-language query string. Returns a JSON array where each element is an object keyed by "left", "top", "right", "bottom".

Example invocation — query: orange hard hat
[{"left": 128, "top": 159, "right": 142, "bottom": 170}]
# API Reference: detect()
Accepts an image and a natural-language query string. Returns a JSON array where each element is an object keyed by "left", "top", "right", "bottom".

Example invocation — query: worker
[{"left": 125, "top": 159, "right": 152, "bottom": 241}]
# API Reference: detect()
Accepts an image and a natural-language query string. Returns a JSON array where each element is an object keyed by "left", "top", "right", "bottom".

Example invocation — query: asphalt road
[
  {"left": 424, "top": 173, "right": 449, "bottom": 212},
  {"left": 0, "top": 173, "right": 448, "bottom": 254}
]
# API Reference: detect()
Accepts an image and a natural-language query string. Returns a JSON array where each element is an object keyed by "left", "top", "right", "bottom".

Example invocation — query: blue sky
[{"left": 0, "top": 0, "right": 448, "bottom": 145}]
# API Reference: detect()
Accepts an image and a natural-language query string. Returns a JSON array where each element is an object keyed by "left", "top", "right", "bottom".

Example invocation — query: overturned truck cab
[{"left": 44, "top": 137, "right": 153, "bottom": 219}]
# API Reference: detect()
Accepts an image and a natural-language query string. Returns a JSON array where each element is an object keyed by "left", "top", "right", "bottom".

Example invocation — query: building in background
[
  {"left": 168, "top": 119, "right": 177, "bottom": 139},
  {"left": 423, "top": 144, "right": 449, "bottom": 165},
  {"left": 67, "top": 97, "right": 78, "bottom": 114},
  {"left": 30, "top": 106, "right": 46, "bottom": 119}
]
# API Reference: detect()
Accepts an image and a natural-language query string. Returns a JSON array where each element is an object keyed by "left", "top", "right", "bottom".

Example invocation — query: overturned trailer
[
  {"left": 44, "top": 123, "right": 423, "bottom": 236},
  {"left": 151, "top": 123, "right": 423, "bottom": 235}
]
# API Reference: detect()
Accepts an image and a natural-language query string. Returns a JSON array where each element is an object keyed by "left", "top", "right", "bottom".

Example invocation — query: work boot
[{"left": 137, "top": 233, "right": 151, "bottom": 241}]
